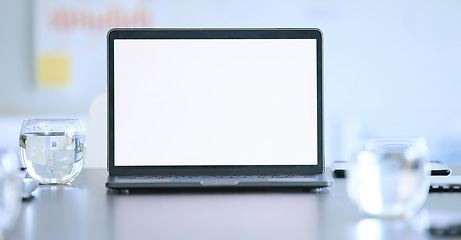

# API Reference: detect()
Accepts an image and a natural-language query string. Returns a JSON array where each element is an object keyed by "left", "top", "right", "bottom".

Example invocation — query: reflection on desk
[{"left": 8, "top": 169, "right": 461, "bottom": 240}]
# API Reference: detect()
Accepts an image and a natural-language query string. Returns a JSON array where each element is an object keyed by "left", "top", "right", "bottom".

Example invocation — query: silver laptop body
[{"left": 106, "top": 28, "right": 331, "bottom": 189}]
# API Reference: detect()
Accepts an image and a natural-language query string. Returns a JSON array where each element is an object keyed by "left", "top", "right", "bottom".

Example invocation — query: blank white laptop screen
[{"left": 114, "top": 39, "right": 317, "bottom": 166}]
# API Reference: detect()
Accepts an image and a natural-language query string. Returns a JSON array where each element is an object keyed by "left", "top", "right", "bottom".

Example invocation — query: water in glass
[
  {"left": 19, "top": 119, "right": 86, "bottom": 184},
  {"left": 347, "top": 138, "right": 430, "bottom": 219}
]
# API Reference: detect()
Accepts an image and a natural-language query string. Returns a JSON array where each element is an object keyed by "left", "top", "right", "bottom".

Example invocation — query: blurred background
[{"left": 1, "top": 0, "right": 460, "bottom": 167}]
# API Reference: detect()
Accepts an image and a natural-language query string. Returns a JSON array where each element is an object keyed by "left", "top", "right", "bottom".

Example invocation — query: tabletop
[{"left": 7, "top": 168, "right": 461, "bottom": 240}]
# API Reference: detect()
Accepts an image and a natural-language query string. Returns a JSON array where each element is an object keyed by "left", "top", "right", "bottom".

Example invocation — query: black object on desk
[
  {"left": 430, "top": 176, "right": 461, "bottom": 192},
  {"left": 331, "top": 161, "right": 347, "bottom": 178},
  {"left": 331, "top": 160, "right": 459, "bottom": 192},
  {"left": 331, "top": 161, "right": 461, "bottom": 192},
  {"left": 429, "top": 210, "right": 461, "bottom": 237},
  {"left": 331, "top": 160, "right": 452, "bottom": 178}
]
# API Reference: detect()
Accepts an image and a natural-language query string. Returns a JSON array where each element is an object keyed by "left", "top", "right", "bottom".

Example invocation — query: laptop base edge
[{"left": 106, "top": 175, "right": 332, "bottom": 190}]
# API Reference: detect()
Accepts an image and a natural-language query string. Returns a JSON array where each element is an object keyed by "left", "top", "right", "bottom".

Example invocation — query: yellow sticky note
[{"left": 36, "top": 54, "right": 71, "bottom": 87}]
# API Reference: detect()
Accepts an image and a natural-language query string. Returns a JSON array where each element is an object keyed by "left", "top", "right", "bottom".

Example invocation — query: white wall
[{"left": 1, "top": 0, "right": 461, "bottom": 166}]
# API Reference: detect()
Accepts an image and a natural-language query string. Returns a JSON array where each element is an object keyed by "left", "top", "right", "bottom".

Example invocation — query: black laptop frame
[{"left": 107, "top": 28, "right": 324, "bottom": 176}]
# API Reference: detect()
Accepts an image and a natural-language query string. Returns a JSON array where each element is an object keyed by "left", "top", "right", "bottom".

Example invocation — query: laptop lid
[{"left": 107, "top": 28, "right": 324, "bottom": 176}]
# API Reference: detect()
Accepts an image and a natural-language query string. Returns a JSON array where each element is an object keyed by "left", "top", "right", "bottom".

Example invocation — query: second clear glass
[{"left": 347, "top": 138, "right": 430, "bottom": 219}]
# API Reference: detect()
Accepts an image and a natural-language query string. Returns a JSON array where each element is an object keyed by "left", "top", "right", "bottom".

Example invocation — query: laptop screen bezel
[{"left": 107, "top": 28, "right": 324, "bottom": 176}]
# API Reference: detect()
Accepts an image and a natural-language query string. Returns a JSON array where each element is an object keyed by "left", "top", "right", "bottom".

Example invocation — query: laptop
[{"left": 106, "top": 28, "right": 332, "bottom": 189}]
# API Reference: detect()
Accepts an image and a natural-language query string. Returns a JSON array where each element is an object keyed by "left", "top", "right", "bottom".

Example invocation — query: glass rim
[
  {"left": 358, "top": 137, "right": 427, "bottom": 144},
  {"left": 359, "top": 136, "right": 426, "bottom": 140},
  {"left": 22, "top": 118, "right": 82, "bottom": 123},
  {"left": 20, "top": 118, "right": 85, "bottom": 133}
]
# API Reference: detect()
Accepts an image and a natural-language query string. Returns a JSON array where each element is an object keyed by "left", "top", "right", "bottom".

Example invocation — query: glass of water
[
  {"left": 347, "top": 138, "right": 430, "bottom": 219},
  {"left": 0, "top": 149, "right": 22, "bottom": 236},
  {"left": 19, "top": 119, "right": 86, "bottom": 184}
]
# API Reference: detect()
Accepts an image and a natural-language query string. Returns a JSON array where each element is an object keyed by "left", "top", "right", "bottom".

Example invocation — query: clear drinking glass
[
  {"left": 0, "top": 149, "right": 22, "bottom": 237},
  {"left": 347, "top": 138, "right": 430, "bottom": 219},
  {"left": 19, "top": 119, "right": 86, "bottom": 184}
]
